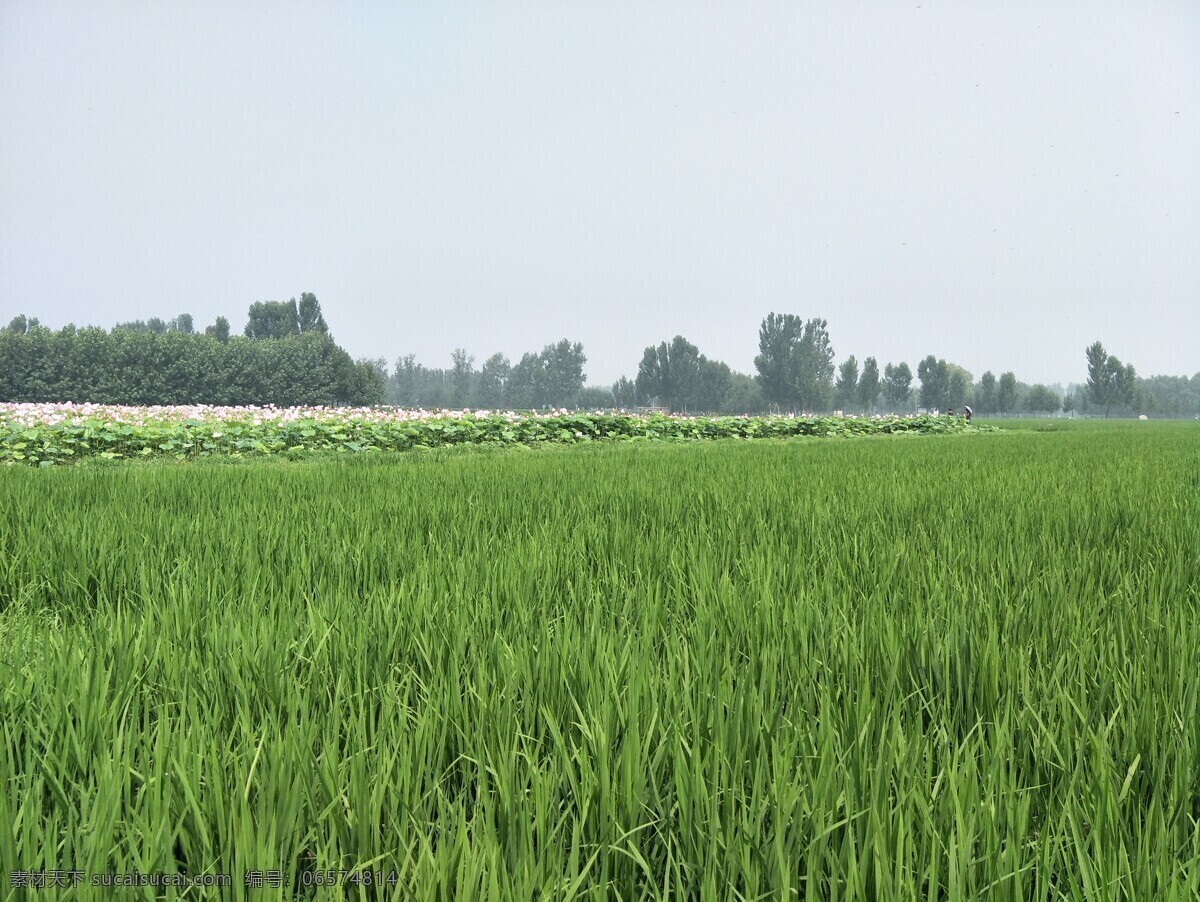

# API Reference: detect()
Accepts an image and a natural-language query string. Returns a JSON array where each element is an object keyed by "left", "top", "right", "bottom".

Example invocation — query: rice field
[{"left": 1, "top": 422, "right": 1198, "bottom": 899}]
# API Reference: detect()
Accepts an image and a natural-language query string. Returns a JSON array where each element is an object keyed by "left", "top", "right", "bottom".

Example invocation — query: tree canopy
[
  {"left": 753, "top": 314, "right": 835, "bottom": 412},
  {"left": 857, "top": 357, "right": 881, "bottom": 412},
  {"left": 1085, "top": 341, "right": 1137, "bottom": 417},
  {"left": 244, "top": 294, "right": 329, "bottom": 341},
  {"left": 882, "top": 362, "right": 913, "bottom": 410},
  {"left": 0, "top": 297, "right": 381, "bottom": 406},
  {"left": 0, "top": 326, "right": 382, "bottom": 406}
]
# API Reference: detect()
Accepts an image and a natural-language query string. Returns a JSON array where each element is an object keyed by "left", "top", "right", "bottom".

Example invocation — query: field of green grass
[{"left": 1, "top": 423, "right": 1198, "bottom": 899}]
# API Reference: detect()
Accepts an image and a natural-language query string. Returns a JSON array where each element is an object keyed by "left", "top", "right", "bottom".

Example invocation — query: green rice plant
[{"left": 0, "top": 423, "right": 1197, "bottom": 899}]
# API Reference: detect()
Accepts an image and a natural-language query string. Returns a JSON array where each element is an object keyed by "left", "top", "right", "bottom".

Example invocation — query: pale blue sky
[{"left": 2, "top": 0, "right": 1197, "bottom": 386}]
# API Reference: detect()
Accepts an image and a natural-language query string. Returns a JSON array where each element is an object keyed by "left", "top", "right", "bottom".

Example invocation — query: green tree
[
  {"left": 352, "top": 357, "right": 388, "bottom": 406},
  {"left": 508, "top": 352, "right": 547, "bottom": 409},
  {"left": 450, "top": 348, "right": 475, "bottom": 409},
  {"left": 857, "top": 357, "right": 881, "bottom": 412},
  {"left": 158, "top": 330, "right": 204, "bottom": 401},
  {"left": 1136, "top": 375, "right": 1200, "bottom": 418},
  {"left": 882, "top": 362, "right": 913, "bottom": 410},
  {"left": 796, "top": 318, "right": 835, "bottom": 411},
  {"left": 1085, "top": 341, "right": 1137, "bottom": 417},
  {"left": 947, "top": 365, "right": 972, "bottom": 409},
  {"left": 834, "top": 355, "right": 859, "bottom": 411},
  {"left": 1112, "top": 360, "right": 1137, "bottom": 414},
  {"left": 205, "top": 316, "right": 231, "bottom": 342},
  {"left": 540, "top": 339, "right": 587, "bottom": 408},
  {"left": 696, "top": 357, "right": 732, "bottom": 413},
  {"left": 298, "top": 292, "right": 329, "bottom": 335},
  {"left": 244, "top": 299, "right": 300, "bottom": 340},
  {"left": 574, "top": 386, "right": 615, "bottom": 409},
  {"left": 975, "top": 371, "right": 997, "bottom": 414},
  {"left": 753, "top": 314, "right": 835, "bottom": 412},
  {"left": 390, "top": 354, "right": 422, "bottom": 406},
  {"left": 4, "top": 314, "right": 40, "bottom": 335},
  {"left": 476, "top": 353, "right": 511, "bottom": 409},
  {"left": 753, "top": 313, "right": 803, "bottom": 410},
  {"left": 387, "top": 356, "right": 454, "bottom": 409},
  {"left": 917, "top": 356, "right": 950, "bottom": 411},
  {"left": 722, "top": 372, "right": 765, "bottom": 414},
  {"left": 636, "top": 336, "right": 704, "bottom": 413},
  {"left": 634, "top": 346, "right": 662, "bottom": 406},
  {"left": 611, "top": 376, "right": 639, "bottom": 409},
  {"left": 1023, "top": 383, "right": 1061, "bottom": 415},
  {"left": 997, "top": 371, "right": 1018, "bottom": 415},
  {"left": 1085, "top": 341, "right": 1109, "bottom": 410},
  {"left": 0, "top": 317, "right": 379, "bottom": 406}
]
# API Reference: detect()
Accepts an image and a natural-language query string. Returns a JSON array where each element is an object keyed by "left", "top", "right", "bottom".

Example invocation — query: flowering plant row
[{"left": 0, "top": 403, "right": 985, "bottom": 465}]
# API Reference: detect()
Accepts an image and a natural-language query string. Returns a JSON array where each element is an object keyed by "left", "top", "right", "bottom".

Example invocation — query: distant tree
[
  {"left": 636, "top": 335, "right": 704, "bottom": 412},
  {"left": 834, "top": 355, "right": 859, "bottom": 411},
  {"left": 634, "top": 347, "right": 662, "bottom": 405},
  {"left": 753, "top": 313, "right": 834, "bottom": 412},
  {"left": 0, "top": 319, "right": 376, "bottom": 406},
  {"left": 696, "top": 357, "right": 732, "bottom": 412},
  {"left": 170, "top": 313, "right": 194, "bottom": 334},
  {"left": 4, "top": 314, "right": 39, "bottom": 335},
  {"left": 975, "top": 371, "right": 998, "bottom": 414},
  {"left": 353, "top": 357, "right": 389, "bottom": 406},
  {"left": 1136, "top": 374, "right": 1200, "bottom": 418},
  {"left": 917, "top": 356, "right": 950, "bottom": 411},
  {"left": 1085, "top": 341, "right": 1110, "bottom": 408},
  {"left": 244, "top": 299, "right": 300, "bottom": 340},
  {"left": 389, "top": 354, "right": 422, "bottom": 407},
  {"left": 996, "top": 371, "right": 1018, "bottom": 415},
  {"left": 476, "top": 353, "right": 511, "bottom": 409},
  {"left": 298, "top": 292, "right": 329, "bottom": 335},
  {"left": 509, "top": 352, "right": 548, "bottom": 409},
  {"left": 146, "top": 317, "right": 168, "bottom": 335},
  {"left": 1115, "top": 362, "right": 1137, "bottom": 412},
  {"left": 1085, "top": 341, "right": 1137, "bottom": 417},
  {"left": 1085, "top": 341, "right": 1133, "bottom": 416},
  {"left": 857, "top": 357, "right": 881, "bottom": 412},
  {"left": 205, "top": 316, "right": 231, "bottom": 342},
  {"left": 795, "top": 318, "right": 835, "bottom": 411},
  {"left": 574, "top": 386, "right": 615, "bottom": 409},
  {"left": 947, "top": 364, "right": 972, "bottom": 409},
  {"left": 882, "top": 362, "right": 913, "bottom": 410},
  {"left": 1062, "top": 392, "right": 1075, "bottom": 415},
  {"left": 450, "top": 348, "right": 475, "bottom": 408},
  {"left": 754, "top": 313, "right": 802, "bottom": 410},
  {"left": 611, "top": 376, "right": 639, "bottom": 409},
  {"left": 540, "top": 338, "right": 587, "bottom": 407},
  {"left": 722, "top": 371, "right": 765, "bottom": 413},
  {"left": 1024, "top": 383, "right": 1061, "bottom": 415}
]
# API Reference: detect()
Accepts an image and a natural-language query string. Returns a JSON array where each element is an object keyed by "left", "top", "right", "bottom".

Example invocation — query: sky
[{"left": 2, "top": 1, "right": 1197, "bottom": 388}]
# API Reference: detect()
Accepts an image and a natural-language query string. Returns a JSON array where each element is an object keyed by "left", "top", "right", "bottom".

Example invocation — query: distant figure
[{"left": 964, "top": 405, "right": 973, "bottom": 423}]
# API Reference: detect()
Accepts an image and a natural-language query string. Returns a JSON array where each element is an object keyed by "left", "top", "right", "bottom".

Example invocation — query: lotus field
[
  {"left": 1, "top": 416, "right": 1198, "bottom": 899},
  {"left": 0, "top": 402, "right": 982, "bottom": 466}
]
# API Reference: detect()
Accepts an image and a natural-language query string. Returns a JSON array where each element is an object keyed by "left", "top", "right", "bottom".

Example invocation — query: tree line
[
  {"left": 377, "top": 339, "right": 590, "bottom": 411},
  {"left": 1, "top": 295, "right": 384, "bottom": 406},
  {"left": 387, "top": 316, "right": 1195, "bottom": 418},
  {"left": 3, "top": 302, "right": 1196, "bottom": 416}
]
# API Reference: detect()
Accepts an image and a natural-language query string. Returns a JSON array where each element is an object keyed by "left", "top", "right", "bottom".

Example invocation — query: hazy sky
[{"left": 3, "top": 1, "right": 1197, "bottom": 387}]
